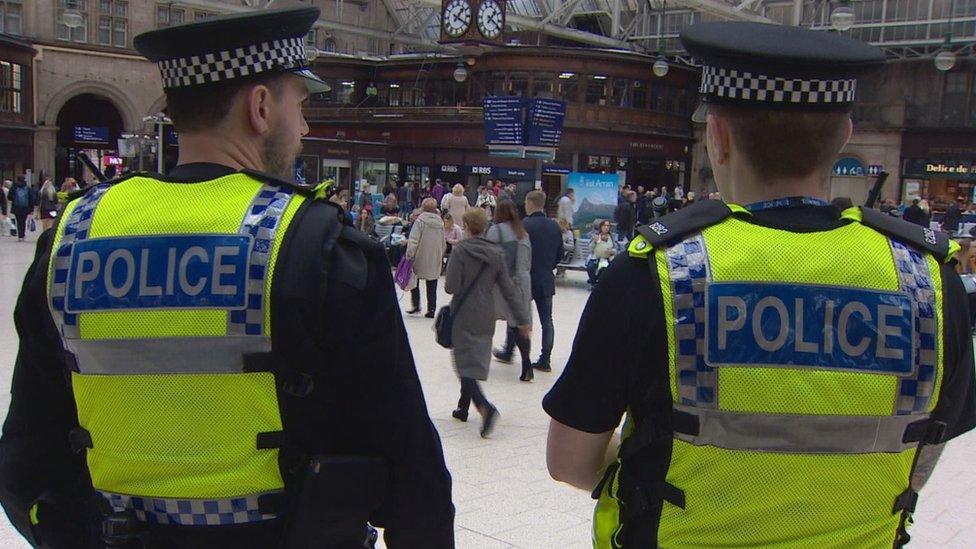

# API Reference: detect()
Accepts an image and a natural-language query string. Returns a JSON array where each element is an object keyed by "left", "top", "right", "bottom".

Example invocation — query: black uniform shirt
[
  {"left": 544, "top": 206, "right": 976, "bottom": 441},
  {"left": 0, "top": 164, "right": 455, "bottom": 548}
]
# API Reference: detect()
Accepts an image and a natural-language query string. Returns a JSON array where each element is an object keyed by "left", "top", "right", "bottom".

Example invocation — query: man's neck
[
  {"left": 175, "top": 132, "right": 264, "bottom": 172},
  {"left": 725, "top": 167, "right": 829, "bottom": 205}
]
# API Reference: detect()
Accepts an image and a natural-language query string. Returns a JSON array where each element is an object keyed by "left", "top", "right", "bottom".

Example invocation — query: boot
[
  {"left": 480, "top": 405, "right": 499, "bottom": 438},
  {"left": 520, "top": 362, "right": 534, "bottom": 382},
  {"left": 452, "top": 409, "right": 468, "bottom": 422},
  {"left": 532, "top": 357, "right": 552, "bottom": 372},
  {"left": 492, "top": 348, "right": 513, "bottom": 363}
]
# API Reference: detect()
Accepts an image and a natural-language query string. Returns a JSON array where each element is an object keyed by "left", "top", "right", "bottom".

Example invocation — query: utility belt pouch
[{"left": 283, "top": 456, "right": 388, "bottom": 549}]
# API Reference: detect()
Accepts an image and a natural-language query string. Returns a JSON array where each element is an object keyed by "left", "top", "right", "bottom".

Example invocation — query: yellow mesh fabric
[
  {"left": 77, "top": 174, "right": 263, "bottom": 339},
  {"left": 702, "top": 218, "right": 900, "bottom": 416},
  {"left": 656, "top": 249, "right": 679, "bottom": 402},
  {"left": 929, "top": 253, "right": 945, "bottom": 412},
  {"left": 264, "top": 194, "right": 305, "bottom": 335},
  {"left": 47, "top": 198, "right": 82, "bottom": 304},
  {"left": 659, "top": 440, "right": 913, "bottom": 549},
  {"left": 73, "top": 371, "right": 283, "bottom": 498}
]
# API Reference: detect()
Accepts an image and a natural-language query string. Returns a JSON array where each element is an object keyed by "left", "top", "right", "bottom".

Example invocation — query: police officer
[
  {"left": 0, "top": 8, "right": 454, "bottom": 548},
  {"left": 544, "top": 22, "right": 976, "bottom": 548}
]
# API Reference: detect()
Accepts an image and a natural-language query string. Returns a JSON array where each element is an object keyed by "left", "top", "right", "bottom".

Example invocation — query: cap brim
[
  {"left": 295, "top": 68, "right": 330, "bottom": 93},
  {"left": 691, "top": 102, "right": 708, "bottom": 124}
]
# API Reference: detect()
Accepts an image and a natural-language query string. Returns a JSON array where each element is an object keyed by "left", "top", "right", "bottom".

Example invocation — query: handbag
[
  {"left": 394, "top": 256, "right": 414, "bottom": 290},
  {"left": 434, "top": 262, "right": 488, "bottom": 349}
]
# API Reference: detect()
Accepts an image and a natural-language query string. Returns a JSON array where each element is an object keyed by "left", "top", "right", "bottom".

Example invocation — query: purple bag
[{"left": 394, "top": 257, "right": 414, "bottom": 290}]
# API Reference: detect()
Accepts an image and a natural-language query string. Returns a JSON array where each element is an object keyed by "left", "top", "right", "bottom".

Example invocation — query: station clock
[{"left": 440, "top": 0, "right": 507, "bottom": 45}]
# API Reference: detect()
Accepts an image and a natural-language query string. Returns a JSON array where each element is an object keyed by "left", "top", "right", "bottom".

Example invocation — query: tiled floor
[{"left": 0, "top": 229, "right": 973, "bottom": 548}]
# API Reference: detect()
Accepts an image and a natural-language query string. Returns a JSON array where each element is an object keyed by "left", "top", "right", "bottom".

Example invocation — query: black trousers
[
  {"left": 410, "top": 279, "right": 438, "bottom": 312},
  {"left": 457, "top": 377, "right": 489, "bottom": 412},
  {"left": 502, "top": 327, "right": 533, "bottom": 366},
  {"left": 12, "top": 207, "right": 28, "bottom": 239}
]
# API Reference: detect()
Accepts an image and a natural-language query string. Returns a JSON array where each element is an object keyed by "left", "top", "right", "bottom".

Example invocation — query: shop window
[
  {"left": 337, "top": 80, "right": 356, "bottom": 105},
  {"left": 358, "top": 159, "right": 389, "bottom": 190},
  {"left": 532, "top": 72, "right": 554, "bottom": 98},
  {"left": 508, "top": 71, "right": 530, "bottom": 97},
  {"left": 0, "top": 0, "right": 22, "bottom": 35},
  {"left": 194, "top": 10, "right": 214, "bottom": 21},
  {"left": 305, "top": 29, "right": 318, "bottom": 48},
  {"left": 484, "top": 71, "right": 505, "bottom": 97},
  {"left": 57, "top": 0, "right": 88, "bottom": 43},
  {"left": 0, "top": 61, "right": 23, "bottom": 113},
  {"left": 941, "top": 71, "right": 970, "bottom": 125},
  {"left": 156, "top": 4, "right": 184, "bottom": 28},
  {"left": 648, "top": 83, "right": 665, "bottom": 111},
  {"left": 632, "top": 80, "right": 647, "bottom": 109},
  {"left": 385, "top": 83, "right": 402, "bottom": 106},
  {"left": 611, "top": 78, "right": 628, "bottom": 108},
  {"left": 98, "top": 0, "right": 127, "bottom": 47},
  {"left": 556, "top": 72, "right": 579, "bottom": 103},
  {"left": 585, "top": 75, "right": 608, "bottom": 105}
]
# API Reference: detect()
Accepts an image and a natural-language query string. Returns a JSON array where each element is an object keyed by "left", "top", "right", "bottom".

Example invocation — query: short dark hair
[
  {"left": 164, "top": 73, "right": 288, "bottom": 133},
  {"left": 711, "top": 104, "right": 849, "bottom": 180}
]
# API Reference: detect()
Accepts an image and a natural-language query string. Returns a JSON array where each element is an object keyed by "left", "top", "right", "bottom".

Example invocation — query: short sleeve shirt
[{"left": 544, "top": 206, "right": 976, "bottom": 441}]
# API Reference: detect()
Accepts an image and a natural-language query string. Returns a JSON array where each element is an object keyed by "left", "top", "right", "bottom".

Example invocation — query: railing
[
  {"left": 304, "top": 104, "right": 693, "bottom": 136},
  {"left": 853, "top": 100, "right": 907, "bottom": 128}
]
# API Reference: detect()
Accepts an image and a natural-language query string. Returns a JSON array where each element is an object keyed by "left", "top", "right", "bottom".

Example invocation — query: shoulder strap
[
  {"left": 634, "top": 199, "right": 733, "bottom": 248},
  {"left": 858, "top": 207, "right": 952, "bottom": 261},
  {"left": 241, "top": 169, "right": 315, "bottom": 198},
  {"left": 453, "top": 261, "right": 489, "bottom": 313}
]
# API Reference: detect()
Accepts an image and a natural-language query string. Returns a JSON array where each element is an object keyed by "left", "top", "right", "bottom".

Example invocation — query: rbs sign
[
  {"left": 706, "top": 283, "right": 914, "bottom": 375},
  {"left": 65, "top": 235, "right": 252, "bottom": 313}
]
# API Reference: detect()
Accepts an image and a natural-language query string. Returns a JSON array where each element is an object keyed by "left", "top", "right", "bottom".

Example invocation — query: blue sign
[
  {"left": 497, "top": 168, "right": 535, "bottom": 180},
  {"left": 74, "top": 126, "right": 109, "bottom": 145},
  {"left": 706, "top": 283, "right": 914, "bottom": 375},
  {"left": 832, "top": 157, "right": 865, "bottom": 176},
  {"left": 525, "top": 98, "right": 566, "bottom": 148},
  {"left": 543, "top": 166, "right": 571, "bottom": 175},
  {"left": 65, "top": 235, "right": 252, "bottom": 313},
  {"left": 166, "top": 128, "right": 180, "bottom": 147},
  {"left": 483, "top": 96, "right": 525, "bottom": 146},
  {"left": 868, "top": 164, "right": 883, "bottom": 176}
]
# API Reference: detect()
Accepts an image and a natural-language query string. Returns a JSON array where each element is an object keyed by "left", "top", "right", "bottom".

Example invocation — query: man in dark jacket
[
  {"left": 613, "top": 190, "right": 637, "bottom": 243},
  {"left": 494, "top": 190, "right": 564, "bottom": 371},
  {"left": 944, "top": 199, "right": 962, "bottom": 235},
  {"left": 903, "top": 198, "right": 927, "bottom": 227},
  {"left": 8, "top": 175, "right": 36, "bottom": 241}
]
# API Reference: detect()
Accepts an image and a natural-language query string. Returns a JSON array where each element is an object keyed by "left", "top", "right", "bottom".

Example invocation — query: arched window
[{"left": 323, "top": 38, "right": 336, "bottom": 53}]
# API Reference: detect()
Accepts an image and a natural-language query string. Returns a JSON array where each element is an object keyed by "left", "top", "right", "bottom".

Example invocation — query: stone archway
[
  {"left": 146, "top": 94, "right": 167, "bottom": 119},
  {"left": 42, "top": 80, "right": 141, "bottom": 132}
]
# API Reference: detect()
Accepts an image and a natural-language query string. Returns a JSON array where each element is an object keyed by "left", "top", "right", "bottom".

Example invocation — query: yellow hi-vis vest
[
  {"left": 593, "top": 203, "right": 955, "bottom": 549},
  {"left": 46, "top": 172, "right": 306, "bottom": 526}
]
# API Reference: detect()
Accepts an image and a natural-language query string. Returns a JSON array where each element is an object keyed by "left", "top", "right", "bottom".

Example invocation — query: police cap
[
  {"left": 680, "top": 22, "right": 885, "bottom": 122},
  {"left": 134, "top": 7, "right": 328, "bottom": 93}
]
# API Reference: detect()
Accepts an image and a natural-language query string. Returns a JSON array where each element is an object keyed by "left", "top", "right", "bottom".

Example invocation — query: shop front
[{"left": 901, "top": 130, "right": 976, "bottom": 208}]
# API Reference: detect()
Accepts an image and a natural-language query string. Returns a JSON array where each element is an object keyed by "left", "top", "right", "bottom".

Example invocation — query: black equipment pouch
[{"left": 283, "top": 456, "right": 389, "bottom": 549}]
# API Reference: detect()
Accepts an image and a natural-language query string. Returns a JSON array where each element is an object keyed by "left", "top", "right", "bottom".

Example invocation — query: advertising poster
[{"left": 568, "top": 172, "right": 619, "bottom": 230}]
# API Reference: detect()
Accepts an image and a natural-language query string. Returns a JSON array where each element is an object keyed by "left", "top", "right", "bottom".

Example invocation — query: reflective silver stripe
[
  {"left": 100, "top": 490, "right": 279, "bottom": 525},
  {"left": 66, "top": 337, "right": 271, "bottom": 375},
  {"left": 674, "top": 404, "right": 926, "bottom": 454}
]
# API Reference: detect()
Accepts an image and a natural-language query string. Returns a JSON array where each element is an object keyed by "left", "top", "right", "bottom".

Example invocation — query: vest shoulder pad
[
  {"left": 241, "top": 169, "right": 314, "bottom": 197},
  {"left": 858, "top": 207, "right": 952, "bottom": 262},
  {"left": 634, "top": 199, "right": 733, "bottom": 250},
  {"left": 64, "top": 173, "right": 140, "bottom": 202}
]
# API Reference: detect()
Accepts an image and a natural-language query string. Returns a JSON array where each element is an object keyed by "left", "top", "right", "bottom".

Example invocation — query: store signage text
[
  {"left": 440, "top": 165, "right": 460, "bottom": 173},
  {"left": 629, "top": 141, "right": 664, "bottom": 151},
  {"left": 470, "top": 166, "right": 493, "bottom": 175},
  {"left": 925, "top": 163, "right": 972, "bottom": 175}
]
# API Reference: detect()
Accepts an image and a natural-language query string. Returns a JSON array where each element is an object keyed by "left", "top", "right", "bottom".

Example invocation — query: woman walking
[
  {"left": 487, "top": 200, "right": 535, "bottom": 381},
  {"left": 406, "top": 198, "right": 446, "bottom": 317},
  {"left": 446, "top": 208, "right": 531, "bottom": 437},
  {"left": 445, "top": 184, "right": 470, "bottom": 228},
  {"left": 37, "top": 179, "right": 59, "bottom": 231}
]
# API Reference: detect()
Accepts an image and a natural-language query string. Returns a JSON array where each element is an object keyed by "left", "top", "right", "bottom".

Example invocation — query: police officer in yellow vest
[
  {"left": 544, "top": 23, "right": 976, "bottom": 549},
  {"left": 0, "top": 8, "right": 455, "bottom": 548}
]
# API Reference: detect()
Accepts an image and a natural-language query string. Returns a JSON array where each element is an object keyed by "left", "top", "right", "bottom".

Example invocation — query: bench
[{"left": 557, "top": 238, "right": 593, "bottom": 271}]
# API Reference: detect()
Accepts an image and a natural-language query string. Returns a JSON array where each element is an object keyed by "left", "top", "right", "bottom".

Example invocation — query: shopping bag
[{"left": 394, "top": 257, "right": 414, "bottom": 291}]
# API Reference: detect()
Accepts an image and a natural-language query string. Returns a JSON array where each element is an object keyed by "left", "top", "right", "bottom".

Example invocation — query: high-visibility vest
[
  {"left": 593, "top": 203, "right": 955, "bottom": 549},
  {"left": 47, "top": 172, "right": 306, "bottom": 526}
]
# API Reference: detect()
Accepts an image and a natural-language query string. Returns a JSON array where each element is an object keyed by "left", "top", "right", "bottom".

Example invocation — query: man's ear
[
  {"left": 244, "top": 84, "right": 275, "bottom": 135},
  {"left": 706, "top": 112, "right": 731, "bottom": 166},
  {"left": 842, "top": 116, "right": 854, "bottom": 150}
]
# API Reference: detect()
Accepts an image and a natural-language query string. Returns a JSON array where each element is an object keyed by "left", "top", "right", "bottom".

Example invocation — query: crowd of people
[{"left": 0, "top": 175, "right": 80, "bottom": 241}]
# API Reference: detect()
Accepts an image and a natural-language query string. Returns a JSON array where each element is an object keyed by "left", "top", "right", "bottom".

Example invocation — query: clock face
[
  {"left": 442, "top": 0, "right": 473, "bottom": 38},
  {"left": 477, "top": 0, "right": 504, "bottom": 40}
]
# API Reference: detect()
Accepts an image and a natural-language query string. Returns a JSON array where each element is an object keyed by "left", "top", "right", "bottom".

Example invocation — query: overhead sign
[
  {"left": 543, "top": 166, "right": 571, "bottom": 175},
  {"left": 903, "top": 158, "right": 976, "bottom": 180},
  {"left": 483, "top": 96, "right": 525, "bottom": 146},
  {"left": 868, "top": 164, "right": 883, "bottom": 176},
  {"left": 74, "top": 126, "right": 110, "bottom": 145},
  {"left": 832, "top": 157, "right": 865, "bottom": 176},
  {"left": 524, "top": 98, "right": 566, "bottom": 148},
  {"left": 497, "top": 168, "right": 534, "bottom": 180}
]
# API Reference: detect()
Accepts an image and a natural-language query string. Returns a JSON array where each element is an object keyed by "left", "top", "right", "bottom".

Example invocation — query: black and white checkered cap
[
  {"left": 134, "top": 7, "right": 329, "bottom": 93},
  {"left": 158, "top": 37, "right": 311, "bottom": 89},
  {"left": 700, "top": 65, "right": 856, "bottom": 106}
]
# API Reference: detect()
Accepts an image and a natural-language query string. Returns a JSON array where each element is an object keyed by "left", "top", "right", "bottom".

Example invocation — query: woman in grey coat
[
  {"left": 445, "top": 208, "right": 531, "bottom": 438},
  {"left": 487, "top": 200, "right": 535, "bottom": 381}
]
